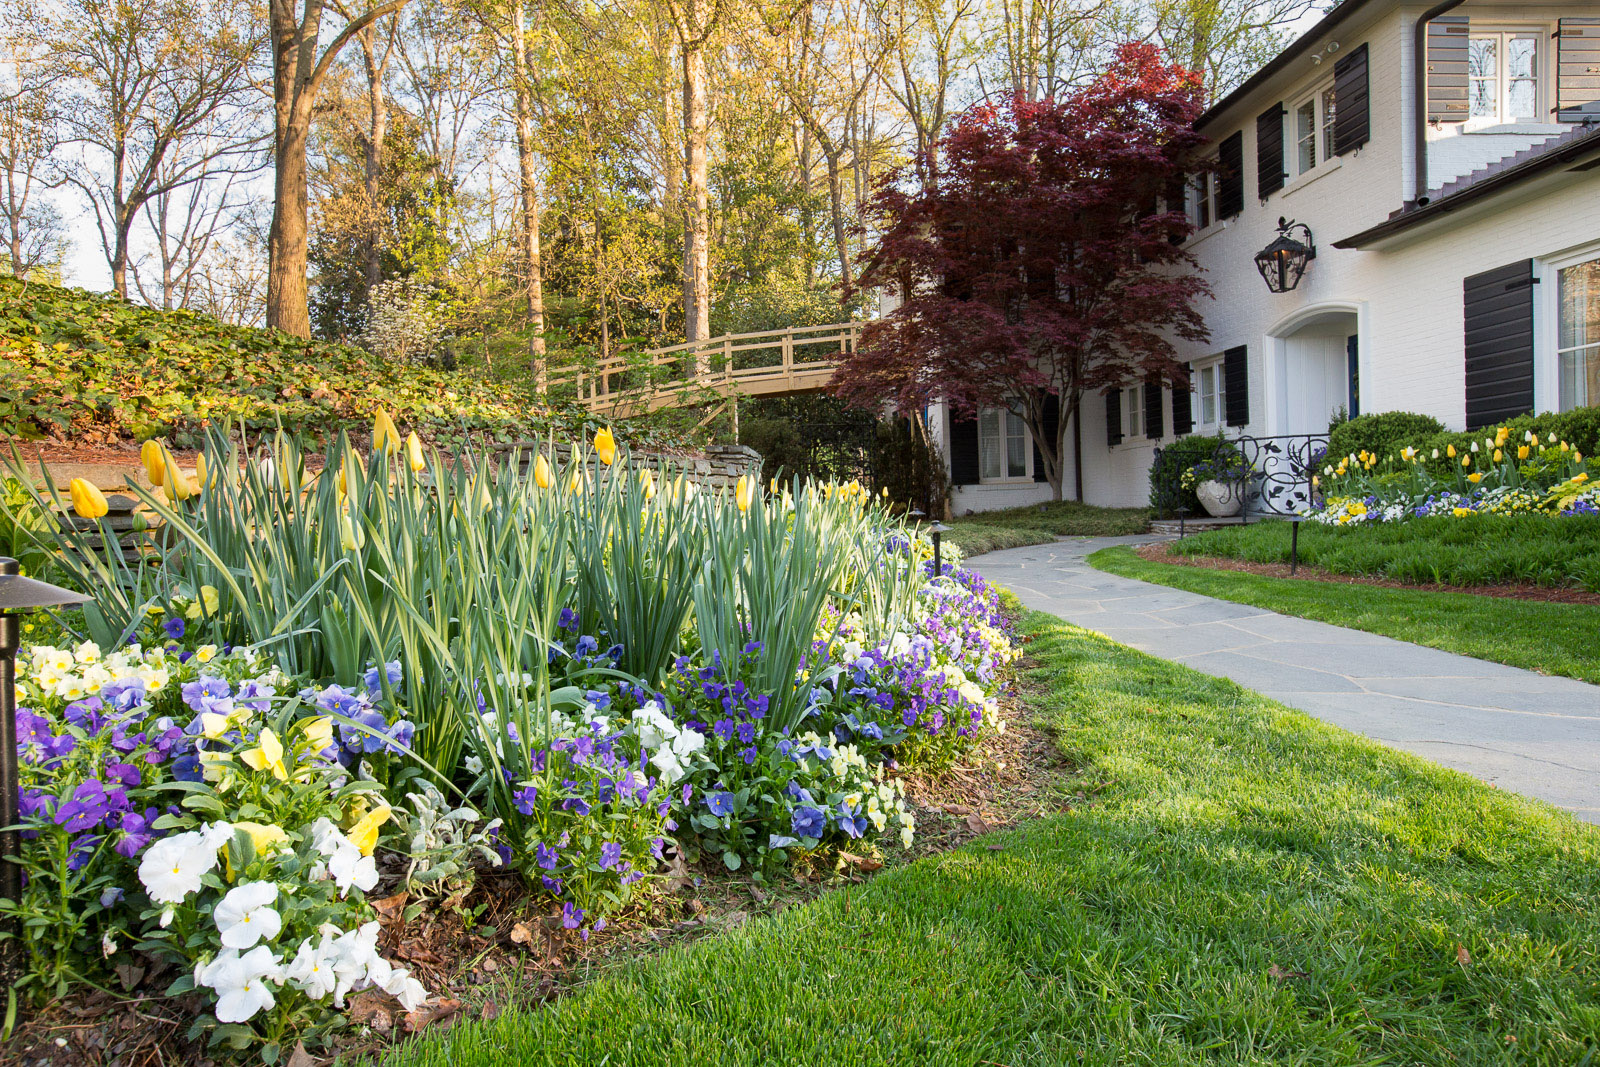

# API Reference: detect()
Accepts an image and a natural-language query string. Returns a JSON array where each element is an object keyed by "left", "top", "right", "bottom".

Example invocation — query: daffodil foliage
[{"left": 11, "top": 420, "right": 1021, "bottom": 1059}]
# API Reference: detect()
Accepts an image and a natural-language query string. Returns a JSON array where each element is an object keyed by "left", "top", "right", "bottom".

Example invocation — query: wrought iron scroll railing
[{"left": 1151, "top": 433, "right": 1329, "bottom": 522}]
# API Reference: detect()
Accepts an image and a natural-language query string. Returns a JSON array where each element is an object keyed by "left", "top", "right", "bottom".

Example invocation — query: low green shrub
[
  {"left": 1326, "top": 412, "right": 1444, "bottom": 468},
  {"left": 1171, "top": 513, "right": 1600, "bottom": 591}
]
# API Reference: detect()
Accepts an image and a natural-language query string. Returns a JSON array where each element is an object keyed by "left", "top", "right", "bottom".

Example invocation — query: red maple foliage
[{"left": 834, "top": 42, "right": 1213, "bottom": 501}]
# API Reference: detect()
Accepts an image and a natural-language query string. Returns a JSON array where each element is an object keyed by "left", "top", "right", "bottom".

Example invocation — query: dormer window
[{"left": 1468, "top": 31, "right": 1541, "bottom": 124}]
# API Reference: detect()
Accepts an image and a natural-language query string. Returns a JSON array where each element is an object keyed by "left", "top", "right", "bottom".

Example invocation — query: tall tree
[
  {"left": 49, "top": 0, "right": 263, "bottom": 297},
  {"left": 835, "top": 42, "right": 1211, "bottom": 501},
  {"left": 265, "top": 0, "right": 412, "bottom": 337},
  {"left": 0, "top": 20, "right": 67, "bottom": 279},
  {"left": 507, "top": 1, "right": 548, "bottom": 366}
]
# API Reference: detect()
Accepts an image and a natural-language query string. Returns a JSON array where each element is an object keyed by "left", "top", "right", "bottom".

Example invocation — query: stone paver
[{"left": 970, "top": 536, "right": 1600, "bottom": 823}]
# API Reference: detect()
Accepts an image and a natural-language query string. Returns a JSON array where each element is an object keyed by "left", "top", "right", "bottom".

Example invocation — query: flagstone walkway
[{"left": 970, "top": 536, "right": 1600, "bottom": 824}]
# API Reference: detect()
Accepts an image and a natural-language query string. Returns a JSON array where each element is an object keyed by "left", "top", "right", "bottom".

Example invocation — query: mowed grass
[
  {"left": 1091, "top": 544, "right": 1600, "bottom": 685},
  {"left": 946, "top": 500, "right": 1151, "bottom": 556},
  {"left": 384, "top": 611, "right": 1600, "bottom": 1067},
  {"left": 1168, "top": 515, "right": 1600, "bottom": 591}
]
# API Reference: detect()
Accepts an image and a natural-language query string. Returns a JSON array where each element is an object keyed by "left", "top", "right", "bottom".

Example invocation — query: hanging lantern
[{"left": 1254, "top": 217, "right": 1316, "bottom": 293}]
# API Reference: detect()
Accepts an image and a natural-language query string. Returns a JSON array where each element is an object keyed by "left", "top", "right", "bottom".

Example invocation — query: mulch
[
  {"left": 0, "top": 649, "right": 1086, "bottom": 1067},
  {"left": 1136, "top": 542, "right": 1600, "bottom": 606}
]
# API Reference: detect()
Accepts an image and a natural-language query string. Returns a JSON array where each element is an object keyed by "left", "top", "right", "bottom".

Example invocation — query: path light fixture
[
  {"left": 1255, "top": 217, "right": 1316, "bottom": 293},
  {"left": 0, "top": 558, "right": 89, "bottom": 950},
  {"left": 929, "top": 520, "right": 952, "bottom": 579}
]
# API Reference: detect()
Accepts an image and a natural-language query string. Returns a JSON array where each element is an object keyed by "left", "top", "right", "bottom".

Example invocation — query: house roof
[
  {"left": 1333, "top": 123, "right": 1600, "bottom": 249},
  {"left": 1194, "top": 0, "right": 1378, "bottom": 132}
]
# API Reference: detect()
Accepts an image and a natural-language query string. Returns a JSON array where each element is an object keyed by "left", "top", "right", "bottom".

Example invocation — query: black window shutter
[
  {"left": 1256, "top": 104, "right": 1286, "bottom": 199},
  {"left": 1032, "top": 393, "right": 1060, "bottom": 482},
  {"left": 1463, "top": 260, "right": 1536, "bottom": 430},
  {"left": 1223, "top": 345, "right": 1250, "bottom": 427},
  {"left": 1558, "top": 19, "right": 1600, "bottom": 122},
  {"left": 1172, "top": 369, "right": 1194, "bottom": 437},
  {"left": 948, "top": 411, "right": 981, "bottom": 485},
  {"left": 1332, "top": 43, "right": 1370, "bottom": 154},
  {"left": 1428, "top": 16, "right": 1470, "bottom": 124},
  {"left": 1143, "top": 377, "right": 1164, "bottom": 440},
  {"left": 1105, "top": 389, "right": 1123, "bottom": 447},
  {"left": 1216, "top": 131, "right": 1244, "bottom": 219}
]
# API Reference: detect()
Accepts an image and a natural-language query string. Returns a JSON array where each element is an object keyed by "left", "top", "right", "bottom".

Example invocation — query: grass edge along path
[
  {"left": 945, "top": 501, "right": 1152, "bottom": 556},
  {"left": 384, "top": 610, "right": 1600, "bottom": 1066},
  {"left": 1090, "top": 543, "right": 1600, "bottom": 687}
]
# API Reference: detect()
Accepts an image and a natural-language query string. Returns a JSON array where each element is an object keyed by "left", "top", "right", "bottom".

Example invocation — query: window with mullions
[
  {"left": 1469, "top": 31, "right": 1541, "bottom": 124},
  {"left": 978, "top": 408, "right": 1030, "bottom": 480}
]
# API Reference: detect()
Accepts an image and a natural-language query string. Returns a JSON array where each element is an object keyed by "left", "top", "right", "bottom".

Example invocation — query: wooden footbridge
[{"left": 545, "top": 321, "right": 860, "bottom": 417}]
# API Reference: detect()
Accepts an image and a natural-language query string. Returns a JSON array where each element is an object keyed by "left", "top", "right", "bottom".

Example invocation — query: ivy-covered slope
[{"left": 0, "top": 276, "right": 577, "bottom": 447}]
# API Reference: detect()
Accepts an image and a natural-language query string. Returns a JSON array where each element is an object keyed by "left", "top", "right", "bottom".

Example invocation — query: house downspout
[{"left": 1413, "top": 0, "right": 1470, "bottom": 205}]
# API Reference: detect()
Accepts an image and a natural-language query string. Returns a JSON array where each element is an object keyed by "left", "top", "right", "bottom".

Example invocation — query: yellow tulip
[
  {"left": 404, "top": 432, "right": 426, "bottom": 473},
  {"left": 241, "top": 727, "right": 289, "bottom": 781},
  {"left": 161, "top": 449, "right": 194, "bottom": 500},
  {"left": 372, "top": 409, "right": 401, "bottom": 455},
  {"left": 1461, "top": 455, "right": 1471, "bottom": 468},
  {"left": 1467, "top": 472, "right": 1482, "bottom": 483},
  {"left": 141, "top": 440, "right": 167, "bottom": 486},
  {"left": 640, "top": 468, "right": 656, "bottom": 500},
  {"left": 69, "top": 478, "right": 109, "bottom": 519},
  {"left": 735, "top": 474, "right": 756, "bottom": 513},
  {"left": 1447, "top": 444, "right": 1456, "bottom": 458},
  {"left": 1517, "top": 445, "right": 1529, "bottom": 460},
  {"left": 339, "top": 510, "right": 364, "bottom": 552},
  {"left": 594, "top": 427, "right": 617, "bottom": 466},
  {"left": 337, "top": 465, "right": 349, "bottom": 499},
  {"left": 534, "top": 453, "right": 553, "bottom": 489},
  {"left": 347, "top": 804, "right": 392, "bottom": 857},
  {"left": 1493, "top": 449, "right": 1502, "bottom": 463},
  {"left": 567, "top": 470, "right": 581, "bottom": 493}
]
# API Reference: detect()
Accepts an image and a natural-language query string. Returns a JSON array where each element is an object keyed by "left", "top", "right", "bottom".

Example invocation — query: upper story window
[
  {"left": 1187, "top": 164, "right": 1218, "bottom": 230},
  {"left": 1468, "top": 30, "right": 1542, "bottom": 124},
  {"left": 978, "top": 408, "right": 1030, "bottom": 480},
  {"left": 1558, "top": 253, "right": 1600, "bottom": 411},
  {"left": 1291, "top": 81, "right": 1336, "bottom": 177}
]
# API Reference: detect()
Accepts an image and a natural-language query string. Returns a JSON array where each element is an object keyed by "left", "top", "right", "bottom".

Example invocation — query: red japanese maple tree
[{"left": 834, "top": 42, "right": 1213, "bottom": 501}]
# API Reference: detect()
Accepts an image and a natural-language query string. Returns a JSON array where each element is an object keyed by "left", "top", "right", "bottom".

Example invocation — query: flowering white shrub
[{"left": 358, "top": 279, "right": 444, "bottom": 364}]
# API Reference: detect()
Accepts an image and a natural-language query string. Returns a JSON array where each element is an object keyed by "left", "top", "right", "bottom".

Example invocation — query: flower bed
[
  {"left": 2, "top": 421, "right": 1020, "bottom": 1061},
  {"left": 1313, "top": 423, "right": 1599, "bottom": 525}
]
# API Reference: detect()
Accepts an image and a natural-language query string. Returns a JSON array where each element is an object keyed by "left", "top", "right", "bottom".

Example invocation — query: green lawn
[
  {"left": 1167, "top": 515, "right": 1600, "bottom": 592},
  {"left": 947, "top": 500, "right": 1151, "bottom": 556},
  {"left": 1091, "top": 544, "right": 1600, "bottom": 686},
  {"left": 385, "top": 611, "right": 1600, "bottom": 1066}
]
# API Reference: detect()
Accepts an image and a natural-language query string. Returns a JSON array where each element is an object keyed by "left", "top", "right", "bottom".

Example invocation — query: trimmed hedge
[
  {"left": 1329, "top": 408, "right": 1600, "bottom": 477},
  {"left": 1326, "top": 412, "right": 1444, "bottom": 467}
]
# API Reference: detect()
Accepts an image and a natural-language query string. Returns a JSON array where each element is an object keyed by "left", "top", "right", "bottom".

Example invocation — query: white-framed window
[
  {"left": 1557, "top": 253, "right": 1600, "bottom": 411},
  {"left": 1468, "top": 30, "right": 1542, "bottom": 124},
  {"left": 1123, "top": 385, "right": 1143, "bottom": 440},
  {"left": 1290, "top": 81, "right": 1336, "bottom": 177},
  {"left": 1187, "top": 165, "right": 1218, "bottom": 230},
  {"left": 978, "top": 407, "right": 1030, "bottom": 480},
  {"left": 1192, "top": 358, "right": 1227, "bottom": 429}
]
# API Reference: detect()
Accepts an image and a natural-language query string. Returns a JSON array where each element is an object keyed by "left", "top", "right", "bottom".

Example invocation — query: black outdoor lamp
[
  {"left": 1254, "top": 217, "right": 1316, "bottom": 293},
  {"left": 0, "top": 558, "right": 89, "bottom": 933},
  {"left": 929, "top": 520, "right": 952, "bottom": 579}
]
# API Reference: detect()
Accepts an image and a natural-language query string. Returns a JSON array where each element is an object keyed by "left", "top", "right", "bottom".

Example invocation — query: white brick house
[{"left": 932, "top": 0, "right": 1600, "bottom": 512}]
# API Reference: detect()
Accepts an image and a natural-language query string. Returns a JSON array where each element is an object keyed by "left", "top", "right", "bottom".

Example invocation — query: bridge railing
[{"left": 545, "top": 321, "right": 861, "bottom": 411}]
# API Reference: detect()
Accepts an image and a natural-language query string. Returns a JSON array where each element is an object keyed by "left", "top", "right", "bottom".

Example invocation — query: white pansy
[
  {"left": 326, "top": 846, "right": 379, "bottom": 896},
  {"left": 198, "top": 946, "right": 282, "bottom": 1022},
  {"left": 631, "top": 701, "right": 677, "bottom": 749},
  {"left": 649, "top": 745, "right": 685, "bottom": 785},
  {"left": 284, "top": 935, "right": 339, "bottom": 999},
  {"left": 670, "top": 728, "right": 705, "bottom": 758},
  {"left": 138, "top": 831, "right": 221, "bottom": 903},
  {"left": 214, "top": 881, "right": 283, "bottom": 949}
]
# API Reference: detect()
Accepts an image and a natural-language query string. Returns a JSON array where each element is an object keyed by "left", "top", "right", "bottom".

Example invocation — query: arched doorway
[{"left": 1266, "top": 304, "right": 1363, "bottom": 437}]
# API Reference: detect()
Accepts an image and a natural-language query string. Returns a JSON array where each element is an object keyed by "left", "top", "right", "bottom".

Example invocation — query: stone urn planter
[{"left": 1196, "top": 478, "right": 1244, "bottom": 518}]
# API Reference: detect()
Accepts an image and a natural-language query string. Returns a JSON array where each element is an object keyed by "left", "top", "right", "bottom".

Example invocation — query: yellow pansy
[
  {"left": 594, "top": 427, "right": 618, "bottom": 466},
  {"left": 234, "top": 821, "right": 290, "bottom": 858},
  {"left": 347, "top": 804, "right": 392, "bottom": 857},
  {"left": 534, "top": 453, "right": 553, "bottom": 489},
  {"left": 69, "top": 478, "right": 109, "bottom": 519},
  {"left": 241, "top": 728, "right": 290, "bottom": 781},
  {"left": 200, "top": 586, "right": 220, "bottom": 614},
  {"left": 299, "top": 715, "right": 334, "bottom": 750},
  {"left": 200, "top": 712, "right": 233, "bottom": 739},
  {"left": 1452, "top": 507, "right": 1475, "bottom": 517}
]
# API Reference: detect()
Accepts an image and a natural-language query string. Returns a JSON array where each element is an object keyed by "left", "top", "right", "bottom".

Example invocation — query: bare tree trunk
[
  {"left": 681, "top": 21, "right": 710, "bottom": 360},
  {"left": 267, "top": 95, "right": 313, "bottom": 337},
  {"left": 797, "top": 124, "right": 815, "bottom": 290},
  {"left": 824, "top": 148, "right": 850, "bottom": 293},
  {"left": 510, "top": 2, "right": 546, "bottom": 376},
  {"left": 357, "top": 23, "right": 390, "bottom": 298}
]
